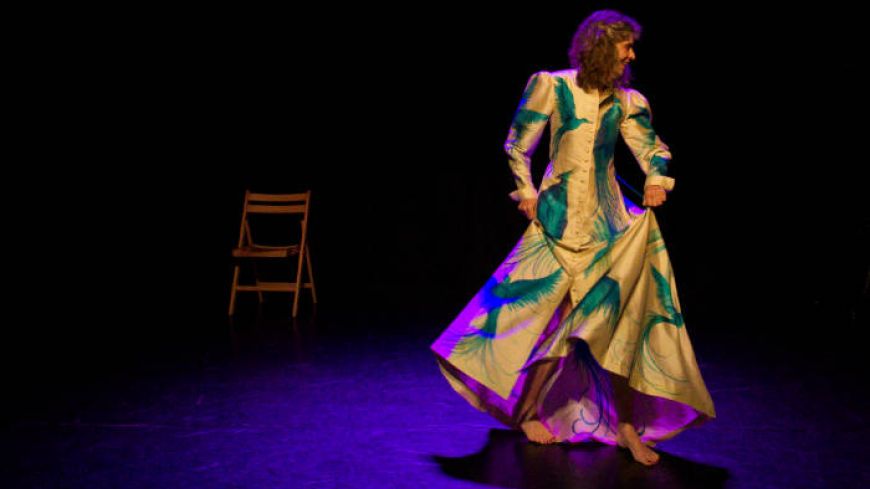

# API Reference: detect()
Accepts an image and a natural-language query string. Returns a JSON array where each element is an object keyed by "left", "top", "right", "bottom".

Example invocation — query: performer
[{"left": 431, "top": 10, "right": 716, "bottom": 466}]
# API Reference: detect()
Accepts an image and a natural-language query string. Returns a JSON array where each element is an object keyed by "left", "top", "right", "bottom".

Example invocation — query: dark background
[{"left": 6, "top": 3, "right": 867, "bottom": 415}]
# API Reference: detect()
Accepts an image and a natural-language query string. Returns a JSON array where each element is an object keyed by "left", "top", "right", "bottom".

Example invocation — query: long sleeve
[
  {"left": 620, "top": 89, "right": 675, "bottom": 191},
  {"left": 505, "top": 71, "right": 556, "bottom": 201}
]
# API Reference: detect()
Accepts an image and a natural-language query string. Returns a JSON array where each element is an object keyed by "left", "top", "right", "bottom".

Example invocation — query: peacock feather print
[
  {"left": 583, "top": 213, "right": 627, "bottom": 278},
  {"left": 552, "top": 78, "right": 590, "bottom": 160},
  {"left": 571, "top": 275, "right": 622, "bottom": 333},
  {"left": 451, "top": 269, "right": 565, "bottom": 383},
  {"left": 536, "top": 171, "right": 572, "bottom": 240},
  {"left": 636, "top": 264, "right": 689, "bottom": 395},
  {"left": 593, "top": 98, "right": 629, "bottom": 236},
  {"left": 626, "top": 101, "right": 670, "bottom": 176},
  {"left": 647, "top": 228, "right": 666, "bottom": 255},
  {"left": 504, "top": 231, "right": 560, "bottom": 278},
  {"left": 649, "top": 155, "right": 669, "bottom": 176},
  {"left": 510, "top": 74, "right": 551, "bottom": 143},
  {"left": 526, "top": 275, "right": 622, "bottom": 367},
  {"left": 626, "top": 104, "right": 657, "bottom": 147}
]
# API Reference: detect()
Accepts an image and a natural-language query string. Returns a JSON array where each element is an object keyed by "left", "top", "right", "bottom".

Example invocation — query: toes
[{"left": 527, "top": 431, "right": 553, "bottom": 444}]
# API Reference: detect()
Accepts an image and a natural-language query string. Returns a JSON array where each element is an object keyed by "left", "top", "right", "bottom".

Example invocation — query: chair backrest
[
  {"left": 244, "top": 191, "right": 310, "bottom": 215},
  {"left": 237, "top": 190, "right": 311, "bottom": 248}
]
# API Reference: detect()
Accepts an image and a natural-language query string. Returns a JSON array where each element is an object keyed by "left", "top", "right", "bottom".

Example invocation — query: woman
[{"left": 430, "top": 10, "right": 716, "bottom": 466}]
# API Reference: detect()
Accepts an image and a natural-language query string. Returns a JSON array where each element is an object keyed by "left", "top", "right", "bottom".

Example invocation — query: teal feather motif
[
  {"left": 510, "top": 75, "right": 550, "bottom": 143},
  {"left": 504, "top": 231, "right": 560, "bottom": 277},
  {"left": 492, "top": 269, "right": 564, "bottom": 311},
  {"left": 647, "top": 228, "right": 666, "bottom": 255},
  {"left": 593, "top": 99, "right": 628, "bottom": 235},
  {"left": 526, "top": 275, "right": 621, "bottom": 369},
  {"left": 649, "top": 155, "right": 669, "bottom": 176},
  {"left": 537, "top": 171, "right": 572, "bottom": 239},
  {"left": 636, "top": 265, "right": 688, "bottom": 393},
  {"left": 551, "top": 78, "right": 590, "bottom": 159},
  {"left": 651, "top": 266, "right": 682, "bottom": 325},
  {"left": 627, "top": 105, "right": 657, "bottom": 147},
  {"left": 552, "top": 276, "right": 622, "bottom": 348},
  {"left": 575, "top": 276, "right": 621, "bottom": 332},
  {"left": 627, "top": 98, "right": 670, "bottom": 176},
  {"left": 453, "top": 269, "right": 564, "bottom": 363},
  {"left": 583, "top": 214, "right": 626, "bottom": 277}
]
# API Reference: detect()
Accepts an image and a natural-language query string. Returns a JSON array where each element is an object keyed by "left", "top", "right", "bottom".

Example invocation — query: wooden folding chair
[{"left": 228, "top": 190, "right": 317, "bottom": 318}]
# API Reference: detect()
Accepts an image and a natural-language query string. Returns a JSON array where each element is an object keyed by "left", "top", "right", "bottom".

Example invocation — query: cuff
[
  {"left": 644, "top": 175, "right": 675, "bottom": 192},
  {"left": 509, "top": 187, "right": 538, "bottom": 202}
]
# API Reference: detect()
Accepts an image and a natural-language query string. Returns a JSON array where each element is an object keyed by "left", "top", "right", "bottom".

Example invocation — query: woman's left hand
[{"left": 643, "top": 185, "right": 667, "bottom": 207}]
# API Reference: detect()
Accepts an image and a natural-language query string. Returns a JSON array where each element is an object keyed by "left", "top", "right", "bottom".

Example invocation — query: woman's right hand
[{"left": 518, "top": 198, "right": 537, "bottom": 220}]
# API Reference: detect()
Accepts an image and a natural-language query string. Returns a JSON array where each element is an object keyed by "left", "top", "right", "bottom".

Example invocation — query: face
[{"left": 613, "top": 38, "right": 636, "bottom": 78}]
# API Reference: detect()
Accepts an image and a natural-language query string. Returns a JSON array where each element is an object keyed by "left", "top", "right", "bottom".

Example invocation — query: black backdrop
[{"left": 7, "top": 3, "right": 867, "bottom": 406}]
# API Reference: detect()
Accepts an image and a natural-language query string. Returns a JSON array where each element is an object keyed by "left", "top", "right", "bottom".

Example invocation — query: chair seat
[
  {"left": 236, "top": 281, "right": 315, "bottom": 292},
  {"left": 232, "top": 244, "right": 301, "bottom": 258}
]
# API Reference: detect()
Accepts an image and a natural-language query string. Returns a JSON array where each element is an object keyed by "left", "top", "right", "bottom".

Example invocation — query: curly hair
[{"left": 568, "top": 10, "right": 642, "bottom": 91}]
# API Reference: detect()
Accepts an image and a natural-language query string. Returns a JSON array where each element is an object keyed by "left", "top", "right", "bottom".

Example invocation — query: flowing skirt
[{"left": 431, "top": 208, "right": 716, "bottom": 445}]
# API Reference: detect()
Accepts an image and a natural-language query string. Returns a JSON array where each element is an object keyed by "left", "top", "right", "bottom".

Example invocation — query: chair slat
[
  {"left": 248, "top": 192, "right": 309, "bottom": 202},
  {"left": 237, "top": 282, "right": 296, "bottom": 292},
  {"left": 233, "top": 245, "right": 300, "bottom": 258},
  {"left": 246, "top": 204, "right": 306, "bottom": 214}
]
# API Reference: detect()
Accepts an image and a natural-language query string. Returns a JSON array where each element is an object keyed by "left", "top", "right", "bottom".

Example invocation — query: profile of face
[{"left": 612, "top": 38, "right": 636, "bottom": 79}]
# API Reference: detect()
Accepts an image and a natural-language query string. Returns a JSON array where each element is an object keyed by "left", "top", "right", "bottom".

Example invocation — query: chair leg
[
  {"left": 229, "top": 265, "right": 240, "bottom": 316},
  {"left": 306, "top": 244, "right": 317, "bottom": 304},
  {"left": 252, "top": 262, "right": 265, "bottom": 303},
  {"left": 292, "top": 251, "right": 305, "bottom": 318}
]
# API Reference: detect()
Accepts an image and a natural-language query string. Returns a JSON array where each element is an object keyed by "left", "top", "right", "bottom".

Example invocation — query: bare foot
[
  {"left": 616, "top": 423, "right": 660, "bottom": 465},
  {"left": 615, "top": 423, "right": 657, "bottom": 447},
  {"left": 520, "top": 420, "right": 557, "bottom": 444}
]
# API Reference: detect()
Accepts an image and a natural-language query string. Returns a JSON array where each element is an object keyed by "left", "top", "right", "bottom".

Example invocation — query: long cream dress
[{"left": 431, "top": 69, "right": 715, "bottom": 445}]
